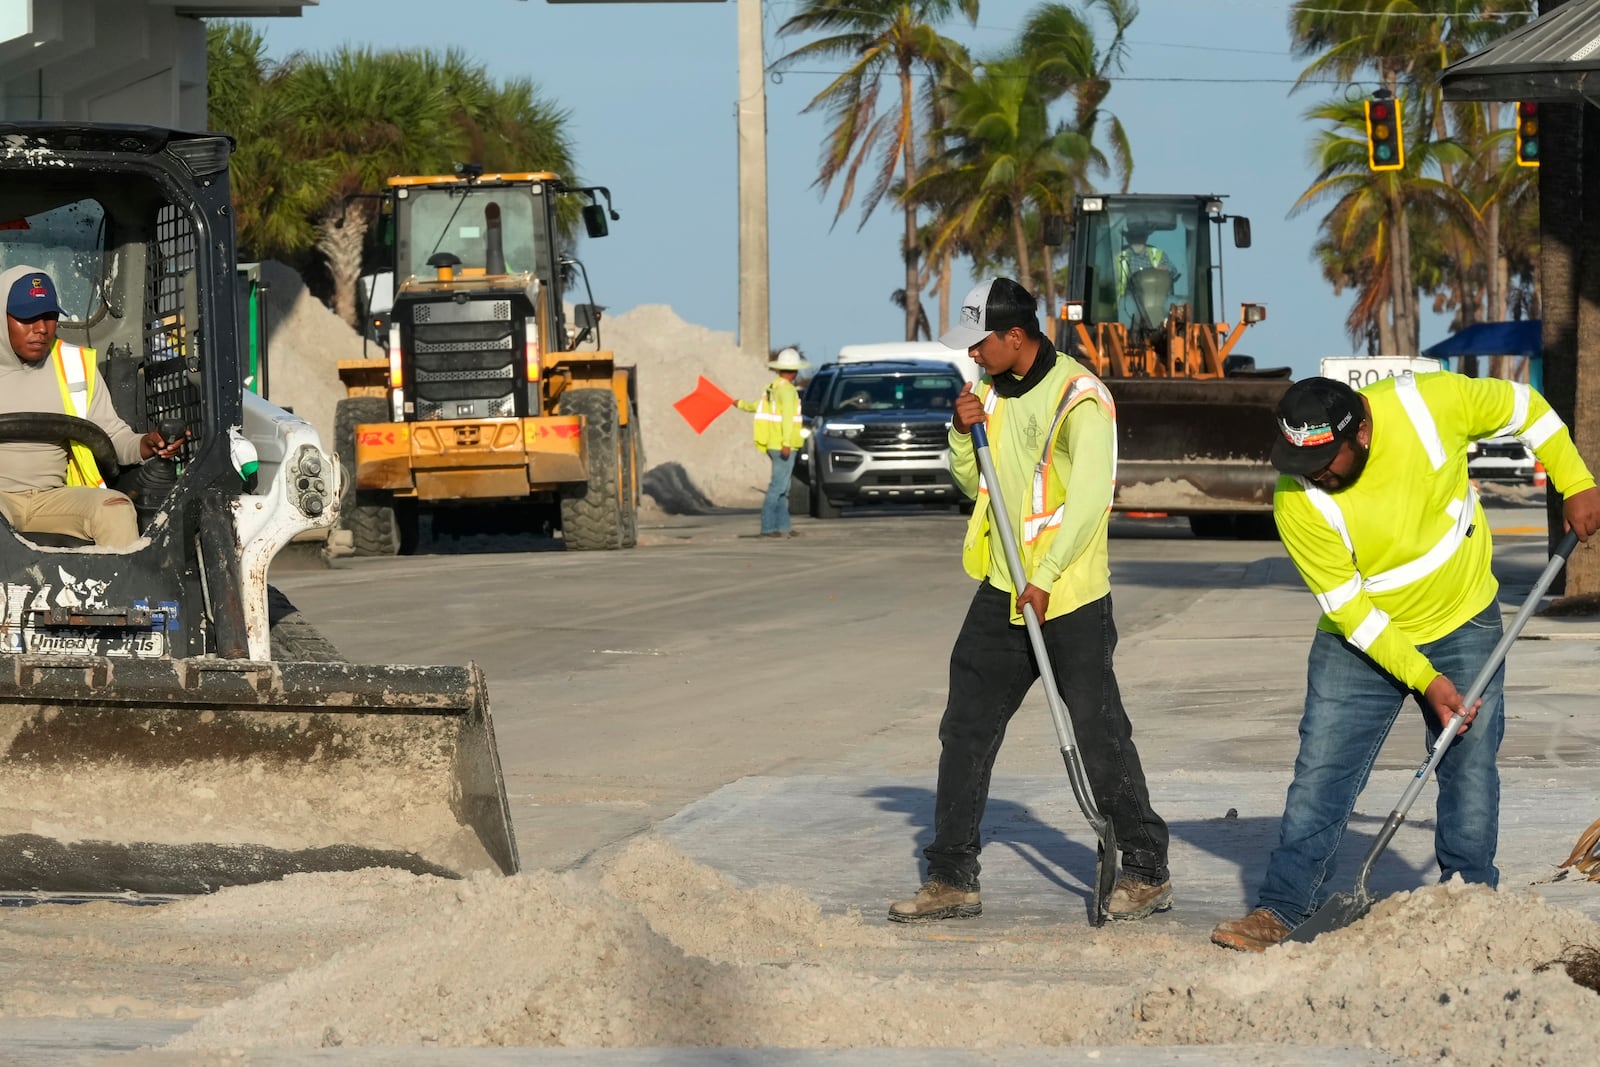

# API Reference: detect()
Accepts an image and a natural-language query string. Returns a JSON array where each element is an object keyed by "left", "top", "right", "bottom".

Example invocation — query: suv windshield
[
  {"left": 0, "top": 197, "right": 107, "bottom": 323},
  {"left": 825, "top": 372, "right": 961, "bottom": 414}
]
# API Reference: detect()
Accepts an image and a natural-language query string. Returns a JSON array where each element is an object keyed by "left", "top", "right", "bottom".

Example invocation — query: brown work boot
[
  {"left": 1106, "top": 875, "right": 1173, "bottom": 921},
  {"left": 1211, "top": 909, "right": 1292, "bottom": 952},
  {"left": 887, "top": 880, "right": 982, "bottom": 923}
]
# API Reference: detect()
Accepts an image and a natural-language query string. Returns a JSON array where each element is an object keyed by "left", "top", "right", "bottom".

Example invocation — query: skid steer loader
[
  {"left": 1056, "top": 193, "right": 1292, "bottom": 538},
  {"left": 334, "top": 168, "right": 640, "bottom": 554},
  {"left": 0, "top": 122, "right": 517, "bottom": 896}
]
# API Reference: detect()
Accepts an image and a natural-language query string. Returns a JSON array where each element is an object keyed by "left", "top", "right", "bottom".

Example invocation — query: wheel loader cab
[{"left": 1075, "top": 198, "right": 1207, "bottom": 333}]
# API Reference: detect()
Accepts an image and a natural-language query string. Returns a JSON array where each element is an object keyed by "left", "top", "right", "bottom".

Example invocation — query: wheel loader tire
[
  {"left": 267, "top": 585, "right": 346, "bottom": 663},
  {"left": 335, "top": 397, "right": 400, "bottom": 557},
  {"left": 558, "top": 388, "right": 629, "bottom": 551}
]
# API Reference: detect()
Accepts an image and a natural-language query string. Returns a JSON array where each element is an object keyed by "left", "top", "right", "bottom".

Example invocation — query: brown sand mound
[{"left": 162, "top": 839, "right": 1600, "bottom": 1060}]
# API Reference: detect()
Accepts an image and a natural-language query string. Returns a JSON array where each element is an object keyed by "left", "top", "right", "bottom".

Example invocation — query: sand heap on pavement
[
  {"left": 255, "top": 261, "right": 368, "bottom": 454},
  {"left": 599, "top": 304, "right": 779, "bottom": 511},
  {"left": 153, "top": 836, "right": 1600, "bottom": 1061},
  {"left": 255, "top": 272, "right": 781, "bottom": 511}
]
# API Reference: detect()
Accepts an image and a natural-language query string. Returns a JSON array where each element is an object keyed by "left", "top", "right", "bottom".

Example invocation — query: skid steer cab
[
  {"left": 335, "top": 169, "right": 641, "bottom": 555},
  {"left": 0, "top": 123, "right": 517, "bottom": 898},
  {"left": 1054, "top": 192, "right": 1293, "bottom": 539}
]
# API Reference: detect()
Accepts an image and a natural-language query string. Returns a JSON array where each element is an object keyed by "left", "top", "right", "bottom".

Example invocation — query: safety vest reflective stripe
[
  {"left": 54, "top": 342, "right": 91, "bottom": 418},
  {"left": 1491, "top": 382, "right": 1531, "bottom": 441},
  {"left": 1349, "top": 607, "right": 1391, "bottom": 652},
  {"left": 1023, "top": 377, "right": 1116, "bottom": 544},
  {"left": 1394, "top": 372, "right": 1446, "bottom": 469},
  {"left": 1524, "top": 410, "right": 1562, "bottom": 448},
  {"left": 50, "top": 341, "right": 106, "bottom": 489}
]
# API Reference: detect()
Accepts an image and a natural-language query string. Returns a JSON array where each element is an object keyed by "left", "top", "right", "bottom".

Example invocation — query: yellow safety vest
[
  {"left": 751, "top": 377, "right": 803, "bottom": 452},
  {"left": 960, "top": 364, "right": 1117, "bottom": 619},
  {"left": 49, "top": 339, "right": 107, "bottom": 488}
]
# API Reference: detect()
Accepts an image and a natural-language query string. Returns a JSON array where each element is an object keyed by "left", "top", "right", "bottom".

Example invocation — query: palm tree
[
  {"left": 775, "top": 0, "right": 978, "bottom": 341},
  {"left": 1292, "top": 96, "right": 1474, "bottom": 354},
  {"left": 206, "top": 23, "right": 331, "bottom": 262}
]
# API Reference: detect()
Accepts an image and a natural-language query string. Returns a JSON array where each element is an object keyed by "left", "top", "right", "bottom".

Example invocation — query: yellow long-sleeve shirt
[{"left": 1275, "top": 370, "right": 1595, "bottom": 692}]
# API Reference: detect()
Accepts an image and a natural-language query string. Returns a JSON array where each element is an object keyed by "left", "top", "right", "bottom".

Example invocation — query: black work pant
[{"left": 924, "top": 582, "right": 1170, "bottom": 890}]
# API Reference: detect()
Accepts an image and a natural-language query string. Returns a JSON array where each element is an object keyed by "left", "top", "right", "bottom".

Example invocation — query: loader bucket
[
  {"left": 0, "top": 656, "right": 519, "bottom": 897},
  {"left": 1104, "top": 376, "right": 1293, "bottom": 513}
]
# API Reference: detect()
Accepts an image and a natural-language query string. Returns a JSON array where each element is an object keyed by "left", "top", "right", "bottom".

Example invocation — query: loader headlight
[
  {"left": 823, "top": 422, "right": 864, "bottom": 438},
  {"left": 1063, "top": 301, "right": 1085, "bottom": 323},
  {"left": 1241, "top": 303, "right": 1267, "bottom": 324},
  {"left": 1081, "top": 197, "right": 1104, "bottom": 213}
]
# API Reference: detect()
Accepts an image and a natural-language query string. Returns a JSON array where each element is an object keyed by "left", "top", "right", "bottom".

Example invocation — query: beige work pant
[{"left": 0, "top": 486, "right": 140, "bottom": 547}]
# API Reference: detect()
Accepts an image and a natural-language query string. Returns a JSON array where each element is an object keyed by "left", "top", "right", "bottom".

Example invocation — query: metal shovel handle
[
  {"left": 1353, "top": 528, "right": 1579, "bottom": 887},
  {"left": 970, "top": 423, "right": 1108, "bottom": 834}
]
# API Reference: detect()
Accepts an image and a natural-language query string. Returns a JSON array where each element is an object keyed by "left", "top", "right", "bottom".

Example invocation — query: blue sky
[{"left": 251, "top": 0, "right": 1467, "bottom": 379}]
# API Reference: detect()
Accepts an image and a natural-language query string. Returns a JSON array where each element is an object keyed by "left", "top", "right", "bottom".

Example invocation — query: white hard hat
[{"left": 768, "top": 347, "right": 804, "bottom": 371}]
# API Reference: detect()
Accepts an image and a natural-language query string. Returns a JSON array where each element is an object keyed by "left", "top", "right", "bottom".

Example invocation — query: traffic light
[
  {"left": 1515, "top": 101, "right": 1540, "bottom": 167},
  {"left": 1364, "top": 95, "right": 1404, "bottom": 172}
]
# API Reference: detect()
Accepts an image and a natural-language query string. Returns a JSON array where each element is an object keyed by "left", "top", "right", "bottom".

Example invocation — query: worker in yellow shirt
[
  {"left": 735, "top": 347, "right": 806, "bottom": 538},
  {"left": 888, "top": 278, "right": 1171, "bottom": 924},
  {"left": 1213, "top": 373, "right": 1600, "bottom": 952}
]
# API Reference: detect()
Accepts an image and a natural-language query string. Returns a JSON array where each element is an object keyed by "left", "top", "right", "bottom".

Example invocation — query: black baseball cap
[{"left": 1270, "top": 377, "right": 1365, "bottom": 476}]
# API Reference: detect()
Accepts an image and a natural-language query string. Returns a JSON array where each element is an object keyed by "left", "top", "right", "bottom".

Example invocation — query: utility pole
[{"left": 735, "top": 0, "right": 771, "bottom": 360}]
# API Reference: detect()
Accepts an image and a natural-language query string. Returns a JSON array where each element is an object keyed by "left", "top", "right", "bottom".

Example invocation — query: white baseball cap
[{"left": 939, "top": 278, "right": 1039, "bottom": 350}]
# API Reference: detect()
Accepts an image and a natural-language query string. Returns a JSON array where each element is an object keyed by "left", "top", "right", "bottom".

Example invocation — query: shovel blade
[
  {"left": 1090, "top": 823, "right": 1118, "bottom": 926},
  {"left": 1287, "top": 889, "right": 1371, "bottom": 943}
]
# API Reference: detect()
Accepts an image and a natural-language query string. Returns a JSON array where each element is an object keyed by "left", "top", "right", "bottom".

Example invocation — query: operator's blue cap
[{"left": 6, "top": 271, "right": 62, "bottom": 320}]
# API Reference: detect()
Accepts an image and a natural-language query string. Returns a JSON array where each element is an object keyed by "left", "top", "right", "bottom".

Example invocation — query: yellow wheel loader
[
  {"left": 0, "top": 123, "right": 517, "bottom": 897},
  {"left": 1055, "top": 194, "right": 1292, "bottom": 538},
  {"left": 336, "top": 169, "right": 640, "bottom": 554}
]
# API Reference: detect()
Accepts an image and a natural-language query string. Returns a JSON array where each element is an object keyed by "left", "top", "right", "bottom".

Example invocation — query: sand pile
[
  {"left": 599, "top": 305, "right": 782, "bottom": 510},
  {"left": 157, "top": 837, "right": 1600, "bottom": 1060},
  {"left": 255, "top": 261, "right": 368, "bottom": 454}
]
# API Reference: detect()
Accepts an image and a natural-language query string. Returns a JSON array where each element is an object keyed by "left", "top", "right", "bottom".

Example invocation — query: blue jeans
[
  {"left": 761, "top": 448, "right": 796, "bottom": 534},
  {"left": 1256, "top": 601, "right": 1505, "bottom": 928}
]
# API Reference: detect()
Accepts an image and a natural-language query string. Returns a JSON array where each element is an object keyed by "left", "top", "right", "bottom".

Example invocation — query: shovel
[
  {"left": 1289, "top": 528, "right": 1579, "bottom": 942},
  {"left": 970, "top": 422, "right": 1117, "bottom": 925}
]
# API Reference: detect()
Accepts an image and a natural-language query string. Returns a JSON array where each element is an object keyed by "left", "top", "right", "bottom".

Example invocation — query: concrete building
[{"left": 0, "top": 0, "right": 315, "bottom": 129}]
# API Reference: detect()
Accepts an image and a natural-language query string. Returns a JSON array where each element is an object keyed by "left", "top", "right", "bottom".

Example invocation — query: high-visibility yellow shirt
[
  {"left": 736, "top": 376, "right": 804, "bottom": 451},
  {"left": 1275, "top": 370, "right": 1596, "bottom": 692},
  {"left": 948, "top": 350, "right": 1116, "bottom": 623}
]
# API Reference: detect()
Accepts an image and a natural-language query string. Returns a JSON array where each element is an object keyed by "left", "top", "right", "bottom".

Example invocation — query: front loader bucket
[
  {"left": 1105, "top": 377, "right": 1293, "bottom": 513},
  {"left": 0, "top": 656, "right": 519, "bottom": 896}
]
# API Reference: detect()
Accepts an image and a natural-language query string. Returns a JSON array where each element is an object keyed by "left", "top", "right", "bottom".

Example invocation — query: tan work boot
[
  {"left": 887, "top": 880, "right": 982, "bottom": 923},
  {"left": 1211, "top": 908, "right": 1292, "bottom": 952},
  {"left": 1106, "top": 875, "right": 1173, "bottom": 921}
]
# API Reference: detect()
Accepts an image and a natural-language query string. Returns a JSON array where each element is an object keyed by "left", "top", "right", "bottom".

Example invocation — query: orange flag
[{"left": 673, "top": 376, "right": 736, "bottom": 435}]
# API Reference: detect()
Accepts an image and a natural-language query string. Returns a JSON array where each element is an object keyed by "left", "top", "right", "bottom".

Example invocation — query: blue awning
[{"left": 1422, "top": 321, "right": 1542, "bottom": 358}]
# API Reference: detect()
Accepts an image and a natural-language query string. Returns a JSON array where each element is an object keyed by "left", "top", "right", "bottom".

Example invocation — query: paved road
[{"left": 270, "top": 501, "right": 1575, "bottom": 876}]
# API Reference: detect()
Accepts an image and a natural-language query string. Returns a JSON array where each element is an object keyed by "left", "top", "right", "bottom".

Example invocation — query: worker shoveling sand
[{"left": 47, "top": 836, "right": 1577, "bottom": 1060}]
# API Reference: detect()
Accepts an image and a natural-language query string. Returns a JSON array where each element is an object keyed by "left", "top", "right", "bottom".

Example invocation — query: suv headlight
[{"left": 823, "top": 422, "right": 864, "bottom": 438}]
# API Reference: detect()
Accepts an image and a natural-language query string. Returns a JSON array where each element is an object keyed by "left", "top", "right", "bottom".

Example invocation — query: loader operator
[
  {"left": 1212, "top": 372, "right": 1600, "bottom": 953},
  {"left": 888, "top": 276, "right": 1172, "bottom": 924},
  {"left": 1115, "top": 227, "right": 1176, "bottom": 304},
  {"left": 0, "top": 265, "right": 185, "bottom": 548},
  {"left": 735, "top": 346, "right": 806, "bottom": 538}
]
